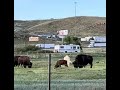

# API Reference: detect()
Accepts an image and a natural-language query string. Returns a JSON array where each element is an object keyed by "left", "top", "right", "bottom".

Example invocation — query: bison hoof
[{"left": 24, "top": 66, "right": 26, "bottom": 68}]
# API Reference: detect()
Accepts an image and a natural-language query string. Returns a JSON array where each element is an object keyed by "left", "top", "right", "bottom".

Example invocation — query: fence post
[{"left": 48, "top": 54, "right": 51, "bottom": 90}]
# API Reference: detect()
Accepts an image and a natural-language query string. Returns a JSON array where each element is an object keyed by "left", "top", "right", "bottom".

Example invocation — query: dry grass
[{"left": 14, "top": 16, "right": 106, "bottom": 38}]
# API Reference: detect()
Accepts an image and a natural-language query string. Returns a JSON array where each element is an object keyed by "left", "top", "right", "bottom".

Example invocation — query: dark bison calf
[
  {"left": 72, "top": 54, "right": 93, "bottom": 68},
  {"left": 54, "top": 60, "right": 68, "bottom": 68},
  {"left": 18, "top": 56, "right": 32, "bottom": 68}
]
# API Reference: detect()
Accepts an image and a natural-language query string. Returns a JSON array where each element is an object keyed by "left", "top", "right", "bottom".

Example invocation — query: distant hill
[{"left": 14, "top": 16, "right": 106, "bottom": 38}]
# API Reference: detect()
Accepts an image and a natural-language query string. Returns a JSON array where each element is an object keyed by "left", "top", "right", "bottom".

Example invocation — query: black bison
[
  {"left": 14, "top": 56, "right": 20, "bottom": 67},
  {"left": 72, "top": 54, "right": 93, "bottom": 68},
  {"left": 18, "top": 56, "right": 32, "bottom": 68},
  {"left": 54, "top": 60, "right": 68, "bottom": 68}
]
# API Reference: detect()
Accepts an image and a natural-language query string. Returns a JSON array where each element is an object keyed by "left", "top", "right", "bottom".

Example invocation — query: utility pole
[
  {"left": 74, "top": 2, "right": 77, "bottom": 37},
  {"left": 48, "top": 54, "right": 51, "bottom": 90},
  {"left": 74, "top": 2, "right": 77, "bottom": 17}
]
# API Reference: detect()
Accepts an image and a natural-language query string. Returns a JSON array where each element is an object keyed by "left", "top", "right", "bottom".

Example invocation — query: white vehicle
[
  {"left": 91, "top": 36, "right": 106, "bottom": 42},
  {"left": 88, "top": 42, "right": 106, "bottom": 47},
  {"left": 54, "top": 44, "right": 81, "bottom": 53},
  {"left": 36, "top": 44, "right": 55, "bottom": 49},
  {"left": 85, "top": 36, "right": 94, "bottom": 41},
  {"left": 81, "top": 38, "right": 87, "bottom": 42}
]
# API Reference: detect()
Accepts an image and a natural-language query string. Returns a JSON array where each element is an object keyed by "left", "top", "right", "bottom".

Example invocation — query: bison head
[
  {"left": 54, "top": 64, "right": 59, "bottom": 69},
  {"left": 72, "top": 61, "right": 78, "bottom": 68},
  {"left": 28, "top": 62, "right": 32, "bottom": 68},
  {"left": 72, "top": 61, "right": 83, "bottom": 68}
]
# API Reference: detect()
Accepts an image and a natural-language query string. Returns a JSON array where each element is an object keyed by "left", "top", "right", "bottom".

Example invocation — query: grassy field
[{"left": 14, "top": 52, "right": 106, "bottom": 90}]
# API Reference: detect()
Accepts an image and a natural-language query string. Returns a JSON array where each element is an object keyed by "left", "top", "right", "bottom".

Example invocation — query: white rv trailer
[
  {"left": 54, "top": 44, "right": 80, "bottom": 53},
  {"left": 88, "top": 42, "right": 106, "bottom": 47},
  {"left": 91, "top": 36, "right": 106, "bottom": 42},
  {"left": 35, "top": 44, "right": 55, "bottom": 49}
]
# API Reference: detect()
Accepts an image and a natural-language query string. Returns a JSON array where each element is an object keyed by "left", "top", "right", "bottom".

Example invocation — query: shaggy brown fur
[
  {"left": 54, "top": 60, "right": 68, "bottom": 68},
  {"left": 18, "top": 56, "right": 31, "bottom": 68}
]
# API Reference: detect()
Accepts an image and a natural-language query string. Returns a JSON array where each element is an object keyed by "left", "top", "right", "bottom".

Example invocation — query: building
[{"left": 88, "top": 36, "right": 106, "bottom": 47}]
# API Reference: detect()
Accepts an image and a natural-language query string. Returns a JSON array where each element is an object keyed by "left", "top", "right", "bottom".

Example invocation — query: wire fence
[
  {"left": 14, "top": 51, "right": 106, "bottom": 59},
  {"left": 14, "top": 50, "right": 106, "bottom": 90}
]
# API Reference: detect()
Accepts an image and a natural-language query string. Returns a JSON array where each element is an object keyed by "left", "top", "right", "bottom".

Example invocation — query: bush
[
  {"left": 16, "top": 45, "right": 40, "bottom": 52},
  {"left": 15, "top": 45, "right": 54, "bottom": 53},
  {"left": 39, "top": 50, "right": 54, "bottom": 53}
]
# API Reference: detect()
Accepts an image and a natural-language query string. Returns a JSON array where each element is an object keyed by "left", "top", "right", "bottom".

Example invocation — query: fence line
[{"left": 14, "top": 52, "right": 106, "bottom": 60}]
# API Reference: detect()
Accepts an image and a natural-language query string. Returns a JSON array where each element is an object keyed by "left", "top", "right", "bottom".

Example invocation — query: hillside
[{"left": 14, "top": 16, "right": 106, "bottom": 38}]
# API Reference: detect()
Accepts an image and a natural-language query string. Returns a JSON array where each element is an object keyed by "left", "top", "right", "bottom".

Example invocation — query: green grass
[
  {"left": 14, "top": 57, "right": 106, "bottom": 80},
  {"left": 14, "top": 80, "right": 106, "bottom": 90},
  {"left": 14, "top": 53, "right": 106, "bottom": 90}
]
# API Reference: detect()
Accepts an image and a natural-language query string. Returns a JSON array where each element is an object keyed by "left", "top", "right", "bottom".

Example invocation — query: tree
[
  {"left": 63, "top": 36, "right": 83, "bottom": 51},
  {"left": 63, "top": 36, "right": 79, "bottom": 44},
  {"left": 72, "top": 37, "right": 79, "bottom": 45},
  {"left": 63, "top": 36, "right": 72, "bottom": 44}
]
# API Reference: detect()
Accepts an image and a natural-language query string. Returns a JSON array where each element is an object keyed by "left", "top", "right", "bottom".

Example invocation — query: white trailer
[
  {"left": 81, "top": 38, "right": 87, "bottom": 42},
  {"left": 88, "top": 42, "right": 106, "bottom": 47},
  {"left": 35, "top": 44, "right": 55, "bottom": 49},
  {"left": 85, "top": 36, "right": 93, "bottom": 41},
  {"left": 54, "top": 44, "right": 80, "bottom": 53},
  {"left": 92, "top": 36, "right": 106, "bottom": 42}
]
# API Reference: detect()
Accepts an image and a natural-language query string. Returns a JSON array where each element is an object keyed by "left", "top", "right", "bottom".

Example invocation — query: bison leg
[
  {"left": 79, "top": 65, "right": 83, "bottom": 68},
  {"left": 28, "top": 65, "right": 31, "bottom": 68},
  {"left": 23, "top": 65, "right": 26, "bottom": 68},
  {"left": 89, "top": 62, "right": 93, "bottom": 68},
  {"left": 28, "top": 64, "right": 32, "bottom": 68},
  {"left": 90, "top": 64, "right": 92, "bottom": 68},
  {"left": 83, "top": 65, "right": 86, "bottom": 68},
  {"left": 17, "top": 63, "right": 20, "bottom": 67}
]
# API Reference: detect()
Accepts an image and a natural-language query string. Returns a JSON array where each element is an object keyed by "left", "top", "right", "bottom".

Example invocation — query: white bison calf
[{"left": 64, "top": 55, "right": 72, "bottom": 67}]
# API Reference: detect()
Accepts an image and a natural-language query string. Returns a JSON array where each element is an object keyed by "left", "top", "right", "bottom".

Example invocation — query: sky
[{"left": 14, "top": 0, "right": 106, "bottom": 20}]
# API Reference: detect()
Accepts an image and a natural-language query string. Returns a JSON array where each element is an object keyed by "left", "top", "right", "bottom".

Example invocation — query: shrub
[
  {"left": 39, "top": 50, "right": 54, "bottom": 53},
  {"left": 16, "top": 45, "right": 40, "bottom": 52}
]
